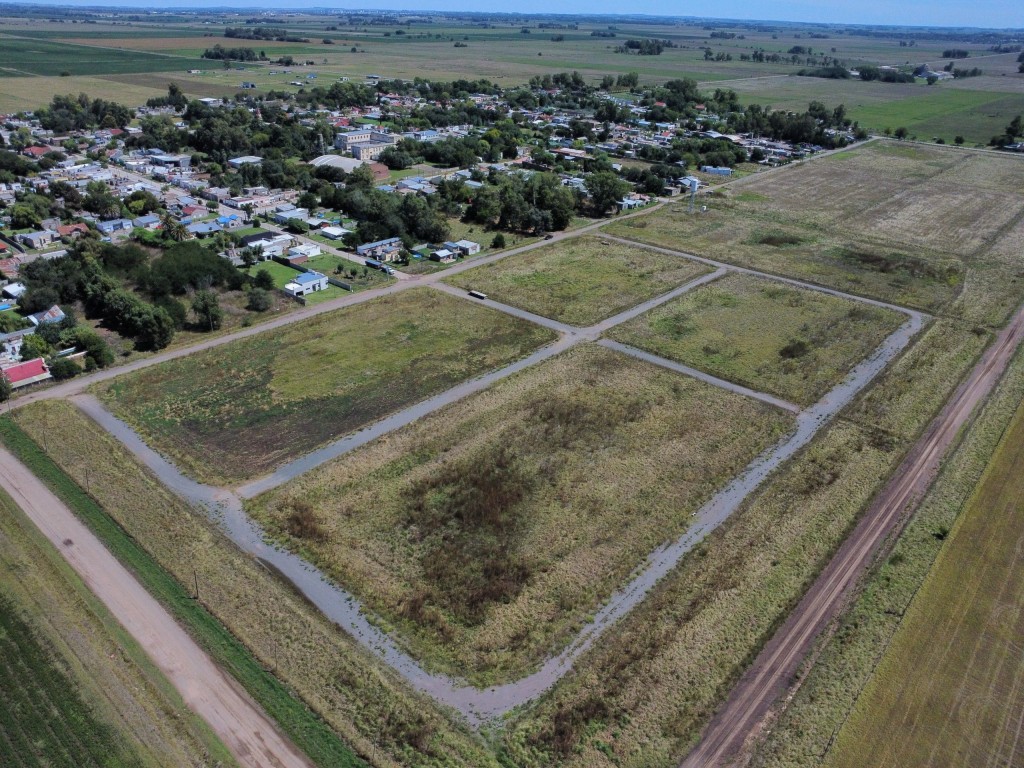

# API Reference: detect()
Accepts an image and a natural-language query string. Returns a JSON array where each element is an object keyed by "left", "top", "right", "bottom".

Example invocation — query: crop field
[
  {"left": 823, "top": 401, "right": 1024, "bottom": 768},
  {"left": 248, "top": 343, "right": 792, "bottom": 684},
  {"left": 444, "top": 236, "right": 711, "bottom": 326},
  {"left": 96, "top": 288, "right": 555, "bottom": 484},
  {"left": 607, "top": 142, "right": 1024, "bottom": 318},
  {"left": 0, "top": 592, "right": 143, "bottom": 767},
  {"left": 0, "top": 490, "right": 228, "bottom": 767},
  {"left": 5, "top": 401, "right": 495, "bottom": 768},
  {"left": 608, "top": 272, "right": 905, "bottom": 406},
  {"left": 0, "top": 34, "right": 208, "bottom": 77}
]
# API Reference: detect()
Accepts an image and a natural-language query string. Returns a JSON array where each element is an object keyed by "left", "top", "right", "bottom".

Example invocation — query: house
[
  {"left": 27, "top": 305, "right": 65, "bottom": 326},
  {"left": 320, "top": 226, "right": 353, "bottom": 240},
  {"left": 228, "top": 155, "right": 263, "bottom": 169},
  {"left": 132, "top": 214, "right": 161, "bottom": 230},
  {"left": 57, "top": 223, "right": 89, "bottom": 239},
  {"left": 242, "top": 233, "right": 293, "bottom": 258},
  {"left": 1, "top": 357, "right": 51, "bottom": 389},
  {"left": 273, "top": 207, "right": 309, "bottom": 225},
  {"left": 96, "top": 218, "right": 133, "bottom": 234},
  {"left": 356, "top": 237, "right": 402, "bottom": 262},
  {"left": 283, "top": 271, "right": 329, "bottom": 297},
  {"left": 18, "top": 230, "right": 57, "bottom": 249},
  {"left": 22, "top": 146, "right": 50, "bottom": 159},
  {"left": 285, "top": 243, "right": 321, "bottom": 264},
  {"left": 186, "top": 221, "right": 222, "bottom": 238},
  {"left": 430, "top": 248, "right": 457, "bottom": 263},
  {"left": 1, "top": 282, "right": 27, "bottom": 300},
  {"left": 446, "top": 239, "right": 481, "bottom": 256},
  {"left": 216, "top": 214, "right": 241, "bottom": 229}
]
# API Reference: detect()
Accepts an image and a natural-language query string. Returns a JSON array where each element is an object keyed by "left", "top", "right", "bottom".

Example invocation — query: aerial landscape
[{"left": 0, "top": 2, "right": 1022, "bottom": 766}]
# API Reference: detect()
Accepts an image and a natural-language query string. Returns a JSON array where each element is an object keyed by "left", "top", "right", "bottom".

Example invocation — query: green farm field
[
  {"left": 445, "top": 235, "right": 711, "bottom": 326},
  {"left": 607, "top": 141, "right": 1024, "bottom": 321},
  {"left": 97, "top": 288, "right": 556, "bottom": 484},
  {"left": 0, "top": 34, "right": 208, "bottom": 77},
  {"left": 608, "top": 272, "right": 905, "bottom": 406},
  {"left": 249, "top": 343, "right": 792, "bottom": 684},
  {"left": 0, "top": 489, "right": 230, "bottom": 768},
  {"left": 825, "top": 400, "right": 1024, "bottom": 768}
]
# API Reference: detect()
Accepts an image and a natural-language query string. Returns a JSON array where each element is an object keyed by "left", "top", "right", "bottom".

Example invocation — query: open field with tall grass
[
  {"left": 96, "top": 288, "right": 556, "bottom": 485},
  {"left": 608, "top": 272, "right": 905, "bottom": 406},
  {"left": 249, "top": 344, "right": 792, "bottom": 684},
  {"left": 607, "top": 142, "right": 1024, "bottom": 319},
  {"left": 444, "top": 236, "right": 711, "bottom": 326},
  {"left": 752, "top": 344, "right": 1024, "bottom": 768},
  {"left": 0, "top": 490, "right": 231, "bottom": 767},
  {"left": 4, "top": 402, "right": 496, "bottom": 768}
]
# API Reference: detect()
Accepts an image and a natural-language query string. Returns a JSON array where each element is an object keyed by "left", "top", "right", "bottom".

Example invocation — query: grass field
[
  {"left": 723, "top": 77, "right": 1024, "bottom": 145},
  {"left": 249, "top": 343, "right": 792, "bottom": 684},
  {"left": 97, "top": 288, "right": 556, "bottom": 484},
  {"left": 0, "top": 489, "right": 231, "bottom": 768},
  {"left": 607, "top": 142, "right": 1024, "bottom": 319},
  {"left": 608, "top": 272, "right": 905, "bottom": 406},
  {"left": 444, "top": 236, "right": 711, "bottom": 326},
  {"left": 824, "top": 399, "right": 1024, "bottom": 768},
  {"left": 4, "top": 404, "right": 496, "bottom": 768}
]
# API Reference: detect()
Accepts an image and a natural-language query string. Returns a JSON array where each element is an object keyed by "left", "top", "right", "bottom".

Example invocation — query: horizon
[{"left": 6, "top": 0, "right": 1024, "bottom": 31}]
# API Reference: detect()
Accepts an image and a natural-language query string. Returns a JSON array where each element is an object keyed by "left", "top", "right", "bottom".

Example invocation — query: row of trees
[{"left": 35, "top": 93, "right": 134, "bottom": 133}]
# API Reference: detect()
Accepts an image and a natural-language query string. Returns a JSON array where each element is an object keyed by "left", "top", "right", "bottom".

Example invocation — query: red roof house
[{"left": 1, "top": 358, "right": 51, "bottom": 389}]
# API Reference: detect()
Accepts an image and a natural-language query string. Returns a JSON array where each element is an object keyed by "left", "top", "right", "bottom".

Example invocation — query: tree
[
  {"left": 191, "top": 290, "right": 223, "bottom": 331},
  {"left": 0, "top": 373, "right": 10, "bottom": 403},
  {"left": 1007, "top": 115, "right": 1022, "bottom": 140},
  {"left": 297, "top": 190, "right": 319, "bottom": 211},
  {"left": 246, "top": 287, "right": 273, "bottom": 312},
  {"left": 585, "top": 171, "right": 630, "bottom": 216},
  {"left": 48, "top": 357, "right": 80, "bottom": 381},
  {"left": 894, "top": 126, "right": 909, "bottom": 140},
  {"left": 254, "top": 268, "right": 275, "bottom": 290},
  {"left": 19, "top": 334, "right": 51, "bottom": 361},
  {"left": 160, "top": 213, "right": 189, "bottom": 243},
  {"left": 491, "top": 233, "right": 506, "bottom": 249},
  {"left": 954, "top": 135, "right": 965, "bottom": 145}
]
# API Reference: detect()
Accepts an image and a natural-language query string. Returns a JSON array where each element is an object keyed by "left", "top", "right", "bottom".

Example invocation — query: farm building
[
  {"left": 445, "top": 239, "right": 481, "bottom": 256},
  {"left": 430, "top": 249, "right": 457, "bottom": 263},
  {"left": 700, "top": 166, "right": 733, "bottom": 176}
]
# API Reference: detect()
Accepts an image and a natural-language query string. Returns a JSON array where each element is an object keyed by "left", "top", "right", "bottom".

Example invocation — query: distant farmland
[{"left": 0, "top": 35, "right": 208, "bottom": 77}]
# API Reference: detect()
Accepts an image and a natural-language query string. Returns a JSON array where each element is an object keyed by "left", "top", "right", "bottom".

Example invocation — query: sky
[{"left": 23, "top": 0, "right": 1024, "bottom": 29}]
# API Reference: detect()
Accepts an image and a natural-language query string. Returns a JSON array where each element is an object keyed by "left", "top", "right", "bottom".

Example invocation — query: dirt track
[
  {"left": 680, "top": 303, "right": 1024, "bottom": 768},
  {"left": 0, "top": 447, "right": 316, "bottom": 768}
]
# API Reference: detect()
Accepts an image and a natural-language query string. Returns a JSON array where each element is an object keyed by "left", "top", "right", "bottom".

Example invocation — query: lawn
[
  {"left": 825, "top": 399, "right": 1024, "bottom": 768},
  {"left": 608, "top": 272, "right": 905, "bottom": 406},
  {"left": 445, "top": 235, "right": 711, "bottom": 326},
  {"left": 605, "top": 141, "right": 1024, "bottom": 318},
  {"left": 248, "top": 343, "right": 793, "bottom": 684},
  {"left": 96, "top": 288, "right": 556, "bottom": 484},
  {"left": 4, "top": 404, "right": 494, "bottom": 768},
  {"left": 0, "top": 489, "right": 230, "bottom": 768}
]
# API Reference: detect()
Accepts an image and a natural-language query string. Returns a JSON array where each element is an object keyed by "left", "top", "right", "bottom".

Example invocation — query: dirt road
[
  {"left": 0, "top": 447, "right": 316, "bottom": 768},
  {"left": 679, "top": 302, "right": 1024, "bottom": 768}
]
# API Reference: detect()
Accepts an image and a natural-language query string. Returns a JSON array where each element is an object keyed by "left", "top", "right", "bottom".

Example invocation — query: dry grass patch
[
  {"left": 606, "top": 142, "right": 1024, "bottom": 317},
  {"left": 445, "top": 236, "right": 710, "bottom": 326},
  {"left": 608, "top": 272, "right": 905, "bottom": 406},
  {"left": 248, "top": 344, "right": 792, "bottom": 685},
  {"left": 97, "top": 288, "right": 555, "bottom": 485},
  {"left": 501, "top": 418, "right": 901, "bottom": 767}
]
